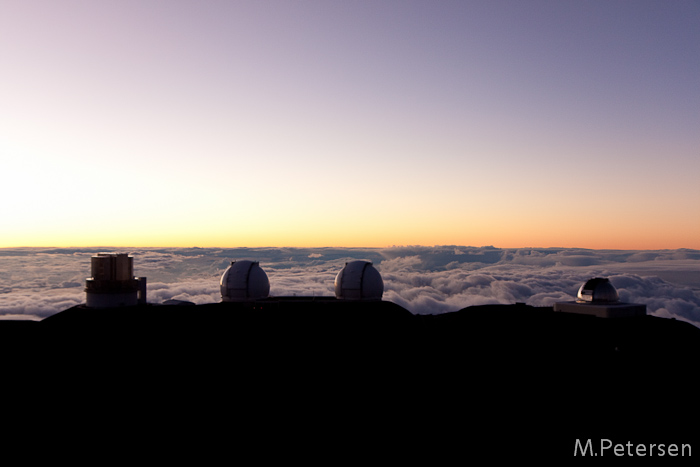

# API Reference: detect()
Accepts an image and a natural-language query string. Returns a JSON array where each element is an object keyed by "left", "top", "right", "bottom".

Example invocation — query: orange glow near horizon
[
  {"left": 1, "top": 181, "right": 699, "bottom": 251},
  {"left": 2, "top": 214, "right": 698, "bottom": 251},
  {"left": 2, "top": 2, "right": 698, "bottom": 252}
]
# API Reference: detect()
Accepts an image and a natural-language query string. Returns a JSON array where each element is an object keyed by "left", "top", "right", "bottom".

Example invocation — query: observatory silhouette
[
  {"left": 80, "top": 256, "right": 649, "bottom": 321},
  {"left": 334, "top": 261, "right": 383, "bottom": 300},
  {"left": 554, "top": 277, "right": 646, "bottom": 318},
  {"left": 82, "top": 255, "right": 391, "bottom": 308},
  {"left": 85, "top": 253, "right": 146, "bottom": 308},
  {"left": 220, "top": 260, "right": 270, "bottom": 301}
]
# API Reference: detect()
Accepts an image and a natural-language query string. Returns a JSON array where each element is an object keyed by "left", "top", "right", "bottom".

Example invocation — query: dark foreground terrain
[{"left": 2, "top": 300, "right": 698, "bottom": 461}]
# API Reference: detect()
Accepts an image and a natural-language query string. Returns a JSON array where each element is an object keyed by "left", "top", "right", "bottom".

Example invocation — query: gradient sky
[{"left": 2, "top": 0, "right": 698, "bottom": 249}]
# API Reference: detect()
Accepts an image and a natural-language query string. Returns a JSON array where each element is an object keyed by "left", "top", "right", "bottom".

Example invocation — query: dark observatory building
[
  {"left": 84, "top": 253, "right": 147, "bottom": 308},
  {"left": 554, "top": 277, "right": 646, "bottom": 318}
]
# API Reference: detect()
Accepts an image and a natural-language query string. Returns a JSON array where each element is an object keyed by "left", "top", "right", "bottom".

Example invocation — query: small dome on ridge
[
  {"left": 220, "top": 261, "right": 270, "bottom": 302},
  {"left": 334, "top": 261, "right": 383, "bottom": 300},
  {"left": 577, "top": 277, "right": 619, "bottom": 303}
]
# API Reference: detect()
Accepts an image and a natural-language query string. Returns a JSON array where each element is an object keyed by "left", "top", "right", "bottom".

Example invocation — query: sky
[
  {"left": 2, "top": 246, "right": 700, "bottom": 327},
  {"left": 2, "top": 1, "right": 699, "bottom": 249}
]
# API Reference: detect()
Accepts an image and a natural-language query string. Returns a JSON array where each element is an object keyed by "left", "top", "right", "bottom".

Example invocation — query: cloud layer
[{"left": 1, "top": 247, "right": 699, "bottom": 327}]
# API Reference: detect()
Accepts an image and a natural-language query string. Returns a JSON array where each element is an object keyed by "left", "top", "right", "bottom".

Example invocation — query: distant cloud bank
[{"left": 1, "top": 247, "right": 699, "bottom": 327}]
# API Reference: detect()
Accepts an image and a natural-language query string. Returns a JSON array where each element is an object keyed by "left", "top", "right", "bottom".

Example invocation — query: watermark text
[{"left": 575, "top": 439, "right": 691, "bottom": 457}]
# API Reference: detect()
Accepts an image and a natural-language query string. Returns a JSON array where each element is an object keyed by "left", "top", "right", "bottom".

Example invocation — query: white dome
[
  {"left": 334, "top": 261, "right": 383, "bottom": 300},
  {"left": 220, "top": 261, "right": 270, "bottom": 302},
  {"left": 577, "top": 277, "right": 619, "bottom": 303}
]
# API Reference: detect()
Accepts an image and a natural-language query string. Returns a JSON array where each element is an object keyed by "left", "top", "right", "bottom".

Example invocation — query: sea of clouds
[{"left": 1, "top": 246, "right": 699, "bottom": 327}]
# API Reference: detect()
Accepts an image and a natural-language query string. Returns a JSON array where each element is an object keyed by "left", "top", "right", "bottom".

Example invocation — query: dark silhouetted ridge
[{"left": 3, "top": 300, "right": 698, "bottom": 461}]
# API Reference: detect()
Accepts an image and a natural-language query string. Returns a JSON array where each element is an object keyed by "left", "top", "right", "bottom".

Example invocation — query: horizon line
[{"left": 1, "top": 245, "right": 698, "bottom": 252}]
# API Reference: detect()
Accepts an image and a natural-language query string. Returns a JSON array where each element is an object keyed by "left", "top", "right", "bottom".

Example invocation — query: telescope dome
[
  {"left": 220, "top": 261, "right": 270, "bottom": 302},
  {"left": 334, "top": 261, "right": 383, "bottom": 300},
  {"left": 577, "top": 277, "right": 619, "bottom": 303}
]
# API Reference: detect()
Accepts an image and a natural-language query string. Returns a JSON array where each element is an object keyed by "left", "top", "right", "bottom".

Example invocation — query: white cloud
[
  {"left": 1, "top": 247, "right": 699, "bottom": 328},
  {"left": 146, "top": 280, "right": 220, "bottom": 305},
  {"left": 0, "top": 288, "right": 83, "bottom": 320}
]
